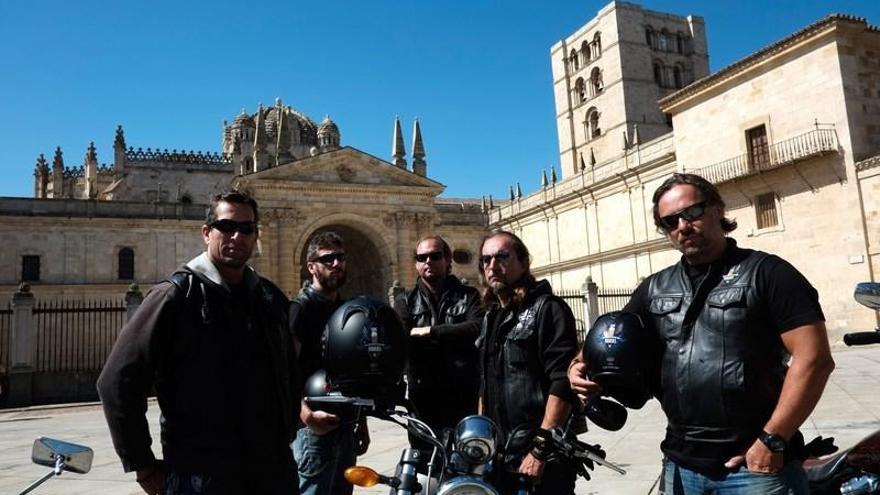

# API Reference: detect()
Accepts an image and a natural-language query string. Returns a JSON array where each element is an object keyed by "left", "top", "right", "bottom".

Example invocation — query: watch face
[{"left": 761, "top": 432, "right": 786, "bottom": 452}]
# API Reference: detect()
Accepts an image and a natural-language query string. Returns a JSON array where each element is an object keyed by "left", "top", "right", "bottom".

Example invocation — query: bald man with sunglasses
[
  {"left": 392, "top": 235, "right": 483, "bottom": 437},
  {"left": 569, "top": 173, "right": 834, "bottom": 494}
]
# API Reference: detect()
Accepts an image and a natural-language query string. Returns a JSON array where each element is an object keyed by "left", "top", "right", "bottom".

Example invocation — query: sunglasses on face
[
  {"left": 480, "top": 250, "right": 512, "bottom": 266},
  {"left": 659, "top": 201, "right": 708, "bottom": 231},
  {"left": 414, "top": 251, "right": 444, "bottom": 263},
  {"left": 209, "top": 219, "right": 257, "bottom": 235},
  {"left": 311, "top": 252, "right": 346, "bottom": 265}
]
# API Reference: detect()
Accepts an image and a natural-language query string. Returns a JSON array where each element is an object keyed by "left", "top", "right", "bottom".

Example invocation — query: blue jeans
[
  {"left": 661, "top": 458, "right": 809, "bottom": 495},
  {"left": 292, "top": 425, "right": 356, "bottom": 495}
]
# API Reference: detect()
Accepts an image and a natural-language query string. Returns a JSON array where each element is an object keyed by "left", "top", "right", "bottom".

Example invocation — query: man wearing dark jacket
[
  {"left": 97, "top": 191, "right": 299, "bottom": 495},
  {"left": 393, "top": 235, "right": 483, "bottom": 435},
  {"left": 478, "top": 230, "right": 579, "bottom": 495},
  {"left": 569, "top": 173, "right": 835, "bottom": 494}
]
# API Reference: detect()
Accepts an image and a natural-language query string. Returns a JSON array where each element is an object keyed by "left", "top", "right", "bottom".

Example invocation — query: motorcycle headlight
[
  {"left": 454, "top": 415, "right": 500, "bottom": 465},
  {"left": 437, "top": 476, "right": 500, "bottom": 495}
]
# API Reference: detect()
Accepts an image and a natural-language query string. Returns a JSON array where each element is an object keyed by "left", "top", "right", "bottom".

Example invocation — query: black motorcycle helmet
[
  {"left": 322, "top": 296, "right": 407, "bottom": 405},
  {"left": 582, "top": 311, "right": 653, "bottom": 409},
  {"left": 303, "top": 369, "right": 361, "bottom": 423}
]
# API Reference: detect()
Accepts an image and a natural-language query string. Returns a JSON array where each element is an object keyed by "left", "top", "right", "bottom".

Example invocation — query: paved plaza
[{"left": 1, "top": 344, "right": 878, "bottom": 495}]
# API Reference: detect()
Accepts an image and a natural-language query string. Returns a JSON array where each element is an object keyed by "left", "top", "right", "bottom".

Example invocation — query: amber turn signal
[{"left": 344, "top": 466, "right": 381, "bottom": 487}]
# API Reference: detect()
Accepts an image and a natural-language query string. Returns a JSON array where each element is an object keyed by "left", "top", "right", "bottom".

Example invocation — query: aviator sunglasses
[
  {"left": 414, "top": 251, "right": 444, "bottom": 263},
  {"left": 479, "top": 250, "right": 511, "bottom": 266},
  {"left": 209, "top": 219, "right": 257, "bottom": 235},
  {"left": 311, "top": 252, "right": 346, "bottom": 265},
  {"left": 659, "top": 201, "right": 708, "bottom": 231}
]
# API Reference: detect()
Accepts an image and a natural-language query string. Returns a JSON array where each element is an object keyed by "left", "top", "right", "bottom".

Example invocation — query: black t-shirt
[{"left": 625, "top": 245, "right": 824, "bottom": 472}]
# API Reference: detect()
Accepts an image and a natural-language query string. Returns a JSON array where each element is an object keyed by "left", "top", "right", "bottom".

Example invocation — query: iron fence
[
  {"left": 597, "top": 287, "right": 634, "bottom": 314},
  {"left": 557, "top": 286, "right": 634, "bottom": 344},
  {"left": 33, "top": 299, "right": 126, "bottom": 372},
  {"left": 0, "top": 303, "right": 11, "bottom": 374},
  {"left": 557, "top": 289, "right": 588, "bottom": 343}
]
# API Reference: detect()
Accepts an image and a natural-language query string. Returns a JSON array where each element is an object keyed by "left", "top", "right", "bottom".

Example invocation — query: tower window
[
  {"left": 118, "top": 247, "right": 135, "bottom": 280},
  {"left": 22, "top": 255, "right": 40, "bottom": 282}
]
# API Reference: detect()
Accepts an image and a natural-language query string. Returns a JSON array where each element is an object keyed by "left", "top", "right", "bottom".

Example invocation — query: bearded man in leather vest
[
  {"left": 393, "top": 235, "right": 484, "bottom": 435},
  {"left": 570, "top": 173, "right": 835, "bottom": 494},
  {"left": 478, "top": 230, "right": 580, "bottom": 494}
]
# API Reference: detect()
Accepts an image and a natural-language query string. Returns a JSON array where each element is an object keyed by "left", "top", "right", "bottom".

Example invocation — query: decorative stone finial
[{"left": 392, "top": 116, "right": 407, "bottom": 168}]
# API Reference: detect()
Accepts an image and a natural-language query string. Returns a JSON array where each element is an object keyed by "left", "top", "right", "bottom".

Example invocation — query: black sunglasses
[
  {"left": 659, "top": 201, "right": 708, "bottom": 231},
  {"left": 414, "top": 251, "right": 444, "bottom": 263},
  {"left": 480, "top": 250, "right": 511, "bottom": 266},
  {"left": 311, "top": 252, "right": 346, "bottom": 265},
  {"left": 209, "top": 219, "right": 257, "bottom": 235}
]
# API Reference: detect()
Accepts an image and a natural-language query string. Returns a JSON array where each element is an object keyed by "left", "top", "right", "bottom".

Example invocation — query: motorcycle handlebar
[{"left": 843, "top": 332, "right": 880, "bottom": 346}]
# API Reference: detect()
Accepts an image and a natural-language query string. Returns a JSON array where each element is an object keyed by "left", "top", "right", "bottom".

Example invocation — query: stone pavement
[{"left": 1, "top": 345, "right": 878, "bottom": 495}]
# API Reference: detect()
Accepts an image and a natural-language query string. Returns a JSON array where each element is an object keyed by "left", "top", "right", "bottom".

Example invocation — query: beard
[{"left": 318, "top": 270, "right": 347, "bottom": 291}]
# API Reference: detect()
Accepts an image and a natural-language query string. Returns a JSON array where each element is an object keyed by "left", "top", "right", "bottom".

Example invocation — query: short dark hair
[
  {"left": 307, "top": 231, "right": 344, "bottom": 262},
  {"left": 415, "top": 235, "right": 453, "bottom": 275},
  {"left": 651, "top": 173, "right": 737, "bottom": 233},
  {"left": 206, "top": 190, "right": 259, "bottom": 225}
]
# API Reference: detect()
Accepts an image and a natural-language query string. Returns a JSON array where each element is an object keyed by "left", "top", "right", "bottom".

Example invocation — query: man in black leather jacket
[
  {"left": 291, "top": 231, "right": 368, "bottom": 495},
  {"left": 393, "top": 235, "right": 483, "bottom": 435},
  {"left": 97, "top": 191, "right": 299, "bottom": 495},
  {"left": 478, "top": 230, "right": 579, "bottom": 495},
  {"left": 570, "top": 173, "right": 835, "bottom": 494}
]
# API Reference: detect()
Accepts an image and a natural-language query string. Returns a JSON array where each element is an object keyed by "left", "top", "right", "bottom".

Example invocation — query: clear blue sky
[{"left": 1, "top": 1, "right": 877, "bottom": 200}]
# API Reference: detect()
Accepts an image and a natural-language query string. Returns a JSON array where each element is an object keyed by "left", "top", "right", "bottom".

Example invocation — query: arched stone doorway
[{"left": 299, "top": 224, "right": 387, "bottom": 299}]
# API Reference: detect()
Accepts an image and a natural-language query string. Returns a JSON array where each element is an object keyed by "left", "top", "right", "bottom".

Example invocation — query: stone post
[
  {"left": 7, "top": 283, "right": 35, "bottom": 406},
  {"left": 582, "top": 276, "right": 600, "bottom": 328},
  {"left": 125, "top": 284, "right": 143, "bottom": 322},
  {"left": 388, "top": 280, "right": 404, "bottom": 306}
]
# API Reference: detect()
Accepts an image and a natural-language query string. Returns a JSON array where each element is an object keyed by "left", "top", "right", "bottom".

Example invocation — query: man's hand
[
  {"left": 136, "top": 462, "right": 165, "bottom": 495},
  {"left": 518, "top": 452, "right": 546, "bottom": 479},
  {"left": 724, "top": 439, "right": 782, "bottom": 473},
  {"left": 568, "top": 361, "right": 601, "bottom": 404},
  {"left": 410, "top": 326, "right": 431, "bottom": 338},
  {"left": 304, "top": 409, "right": 340, "bottom": 435}
]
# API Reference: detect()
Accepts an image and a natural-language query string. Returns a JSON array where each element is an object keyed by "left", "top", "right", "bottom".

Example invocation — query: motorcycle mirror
[
  {"left": 854, "top": 282, "right": 880, "bottom": 310},
  {"left": 31, "top": 437, "right": 93, "bottom": 474},
  {"left": 585, "top": 398, "right": 628, "bottom": 431},
  {"left": 503, "top": 425, "right": 536, "bottom": 456}
]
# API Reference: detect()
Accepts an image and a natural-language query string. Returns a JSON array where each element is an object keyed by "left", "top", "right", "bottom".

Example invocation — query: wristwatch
[{"left": 759, "top": 430, "right": 787, "bottom": 453}]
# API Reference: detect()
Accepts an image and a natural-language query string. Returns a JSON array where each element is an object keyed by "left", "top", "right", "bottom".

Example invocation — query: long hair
[
  {"left": 651, "top": 173, "right": 737, "bottom": 233},
  {"left": 478, "top": 230, "right": 536, "bottom": 308}
]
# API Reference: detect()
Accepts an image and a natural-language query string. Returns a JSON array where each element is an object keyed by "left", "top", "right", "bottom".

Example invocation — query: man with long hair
[{"left": 477, "top": 230, "right": 579, "bottom": 494}]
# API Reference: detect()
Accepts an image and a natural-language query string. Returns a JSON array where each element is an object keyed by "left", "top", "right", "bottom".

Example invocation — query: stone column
[
  {"left": 125, "top": 284, "right": 143, "bottom": 322},
  {"left": 7, "top": 284, "right": 36, "bottom": 406},
  {"left": 387, "top": 280, "right": 405, "bottom": 306},
  {"left": 582, "top": 276, "right": 600, "bottom": 329}
]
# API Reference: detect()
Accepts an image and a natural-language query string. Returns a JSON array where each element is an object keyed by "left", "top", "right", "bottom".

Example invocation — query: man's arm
[
  {"left": 97, "top": 285, "right": 176, "bottom": 475},
  {"left": 726, "top": 322, "right": 834, "bottom": 472},
  {"left": 518, "top": 394, "right": 572, "bottom": 478},
  {"left": 430, "top": 288, "right": 484, "bottom": 341}
]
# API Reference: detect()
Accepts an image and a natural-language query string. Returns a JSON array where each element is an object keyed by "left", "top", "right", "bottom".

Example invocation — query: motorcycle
[
  {"left": 801, "top": 282, "right": 880, "bottom": 494},
  {"left": 336, "top": 397, "right": 628, "bottom": 494},
  {"left": 16, "top": 437, "right": 93, "bottom": 495}
]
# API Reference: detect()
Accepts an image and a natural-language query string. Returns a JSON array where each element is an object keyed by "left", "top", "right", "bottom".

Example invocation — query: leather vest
[{"left": 646, "top": 245, "right": 786, "bottom": 448}]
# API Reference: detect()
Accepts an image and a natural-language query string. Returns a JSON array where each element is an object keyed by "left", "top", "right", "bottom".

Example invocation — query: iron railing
[
  {"left": 33, "top": 299, "right": 126, "bottom": 372},
  {"left": 689, "top": 128, "right": 837, "bottom": 184},
  {"left": 597, "top": 287, "right": 634, "bottom": 314},
  {"left": 557, "top": 287, "right": 634, "bottom": 344}
]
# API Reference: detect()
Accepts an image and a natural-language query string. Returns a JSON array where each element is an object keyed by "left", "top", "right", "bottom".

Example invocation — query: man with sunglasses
[
  {"left": 290, "top": 231, "right": 368, "bottom": 495},
  {"left": 477, "top": 230, "right": 580, "bottom": 494},
  {"left": 98, "top": 191, "right": 300, "bottom": 495},
  {"left": 392, "top": 235, "right": 483, "bottom": 437},
  {"left": 569, "top": 173, "right": 834, "bottom": 494}
]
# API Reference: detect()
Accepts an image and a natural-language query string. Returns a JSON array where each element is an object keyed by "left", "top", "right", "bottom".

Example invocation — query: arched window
[
  {"left": 673, "top": 65, "right": 683, "bottom": 89},
  {"left": 586, "top": 107, "right": 601, "bottom": 139},
  {"left": 676, "top": 32, "right": 685, "bottom": 54},
  {"left": 659, "top": 29, "right": 669, "bottom": 51},
  {"left": 581, "top": 41, "right": 590, "bottom": 63},
  {"left": 118, "top": 247, "right": 135, "bottom": 280},
  {"left": 574, "top": 77, "right": 587, "bottom": 103},
  {"left": 180, "top": 194, "right": 193, "bottom": 205},
  {"left": 590, "top": 67, "right": 603, "bottom": 96},
  {"left": 645, "top": 26, "right": 654, "bottom": 48},
  {"left": 570, "top": 51, "right": 580, "bottom": 72},
  {"left": 593, "top": 32, "right": 602, "bottom": 57},
  {"left": 653, "top": 62, "right": 664, "bottom": 87}
]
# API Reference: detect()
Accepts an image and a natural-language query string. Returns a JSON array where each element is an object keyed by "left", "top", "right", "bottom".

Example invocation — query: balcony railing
[{"left": 688, "top": 128, "right": 838, "bottom": 184}]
